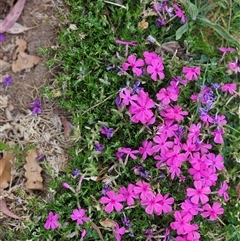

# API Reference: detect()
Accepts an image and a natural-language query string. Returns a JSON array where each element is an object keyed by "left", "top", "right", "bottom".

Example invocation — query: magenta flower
[
  {"left": 70, "top": 209, "right": 89, "bottom": 225},
  {"left": 114, "top": 222, "right": 126, "bottom": 241},
  {"left": 218, "top": 182, "right": 229, "bottom": 201},
  {"left": 165, "top": 145, "right": 187, "bottom": 167},
  {"left": 157, "top": 119, "right": 179, "bottom": 138},
  {"left": 186, "top": 180, "right": 211, "bottom": 204},
  {"left": 188, "top": 123, "right": 201, "bottom": 143},
  {"left": 100, "top": 190, "right": 125, "bottom": 213},
  {"left": 206, "top": 153, "right": 224, "bottom": 172},
  {"left": 153, "top": 132, "right": 174, "bottom": 154},
  {"left": 156, "top": 193, "right": 174, "bottom": 214},
  {"left": 201, "top": 202, "right": 224, "bottom": 220},
  {"left": 211, "top": 127, "right": 225, "bottom": 144},
  {"left": 122, "top": 55, "right": 144, "bottom": 76},
  {"left": 228, "top": 57, "right": 240, "bottom": 74},
  {"left": 143, "top": 51, "right": 159, "bottom": 64},
  {"left": 44, "top": 211, "right": 60, "bottom": 230},
  {"left": 116, "top": 147, "right": 139, "bottom": 160},
  {"left": 134, "top": 180, "right": 154, "bottom": 200},
  {"left": 182, "top": 66, "right": 201, "bottom": 81},
  {"left": 170, "top": 211, "right": 193, "bottom": 235},
  {"left": 156, "top": 87, "right": 178, "bottom": 105},
  {"left": 119, "top": 184, "right": 139, "bottom": 206},
  {"left": 160, "top": 105, "right": 188, "bottom": 122},
  {"left": 147, "top": 59, "right": 165, "bottom": 81},
  {"left": 173, "top": 4, "right": 186, "bottom": 23},
  {"left": 181, "top": 199, "right": 203, "bottom": 220},
  {"left": 119, "top": 88, "right": 138, "bottom": 105},
  {"left": 129, "top": 89, "right": 155, "bottom": 124},
  {"left": 62, "top": 182, "right": 71, "bottom": 189},
  {"left": 141, "top": 194, "right": 162, "bottom": 215},
  {"left": 116, "top": 39, "right": 137, "bottom": 46},
  {"left": 138, "top": 140, "right": 155, "bottom": 160},
  {"left": 221, "top": 83, "right": 237, "bottom": 95},
  {"left": 218, "top": 47, "right": 235, "bottom": 53}
]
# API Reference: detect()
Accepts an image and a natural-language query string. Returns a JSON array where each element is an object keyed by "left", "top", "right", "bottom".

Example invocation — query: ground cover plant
[{"left": 1, "top": 0, "right": 240, "bottom": 240}]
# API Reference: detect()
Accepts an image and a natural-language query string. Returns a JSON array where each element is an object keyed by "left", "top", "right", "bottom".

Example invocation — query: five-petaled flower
[
  {"left": 147, "top": 59, "right": 165, "bottom": 81},
  {"left": 70, "top": 208, "right": 89, "bottom": 225},
  {"left": 44, "top": 211, "right": 60, "bottom": 230},
  {"left": 201, "top": 202, "right": 224, "bottom": 220},
  {"left": 122, "top": 55, "right": 144, "bottom": 76},
  {"left": 186, "top": 180, "right": 211, "bottom": 204},
  {"left": 100, "top": 190, "right": 125, "bottom": 213},
  {"left": 182, "top": 66, "right": 201, "bottom": 81}
]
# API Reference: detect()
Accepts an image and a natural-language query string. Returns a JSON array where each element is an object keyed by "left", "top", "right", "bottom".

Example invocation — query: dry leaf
[
  {"left": 0, "top": 0, "right": 26, "bottom": 33},
  {"left": 0, "top": 199, "right": 22, "bottom": 219},
  {"left": 0, "top": 20, "right": 38, "bottom": 34},
  {"left": 99, "top": 219, "right": 115, "bottom": 229},
  {"left": 138, "top": 19, "right": 149, "bottom": 29},
  {"left": 0, "top": 152, "right": 13, "bottom": 189},
  {"left": 24, "top": 149, "right": 43, "bottom": 190},
  {"left": 236, "top": 182, "right": 240, "bottom": 199},
  {"left": 12, "top": 51, "right": 40, "bottom": 73},
  {"left": 0, "top": 60, "right": 11, "bottom": 72},
  {"left": 12, "top": 38, "right": 40, "bottom": 72},
  {"left": 60, "top": 116, "right": 72, "bottom": 140},
  {"left": 91, "top": 222, "right": 104, "bottom": 241}
]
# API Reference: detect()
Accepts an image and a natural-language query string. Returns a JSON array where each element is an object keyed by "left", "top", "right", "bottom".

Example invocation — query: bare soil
[{"left": 0, "top": 1, "right": 72, "bottom": 238}]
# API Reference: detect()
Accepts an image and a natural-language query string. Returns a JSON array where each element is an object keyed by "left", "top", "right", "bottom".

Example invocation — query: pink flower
[
  {"left": 186, "top": 180, "right": 211, "bottom": 204},
  {"left": 129, "top": 90, "right": 155, "bottom": 124},
  {"left": 165, "top": 145, "right": 186, "bottom": 167},
  {"left": 218, "top": 182, "right": 229, "bottom": 201},
  {"left": 70, "top": 209, "right": 89, "bottom": 225},
  {"left": 211, "top": 127, "right": 225, "bottom": 144},
  {"left": 122, "top": 55, "right": 144, "bottom": 76},
  {"left": 62, "top": 182, "right": 71, "bottom": 189},
  {"left": 221, "top": 83, "right": 237, "bottom": 95},
  {"left": 44, "top": 211, "right": 60, "bottom": 230},
  {"left": 147, "top": 59, "right": 165, "bottom": 81},
  {"left": 228, "top": 57, "right": 240, "bottom": 74},
  {"left": 141, "top": 194, "right": 162, "bottom": 215},
  {"left": 143, "top": 51, "right": 159, "bottom": 64},
  {"left": 182, "top": 66, "right": 201, "bottom": 81},
  {"left": 156, "top": 87, "right": 178, "bottom": 104},
  {"left": 153, "top": 132, "right": 174, "bottom": 154},
  {"left": 100, "top": 190, "right": 125, "bottom": 213},
  {"left": 119, "top": 88, "right": 138, "bottom": 105},
  {"left": 114, "top": 222, "right": 126, "bottom": 241},
  {"left": 170, "top": 211, "right": 193, "bottom": 235},
  {"left": 173, "top": 4, "right": 186, "bottom": 23},
  {"left": 157, "top": 119, "right": 179, "bottom": 138},
  {"left": 206, "top": 153, "right": 224, "bottom": 172},
  {"left": 160, "top": 105, "right": 188, "bottom": 122},
  {"left": 116, "top": 39, "right": 137, "bottom": 46},
  {"left": 181, "top": 199, "right": 203, "bottom": 220},
  {"left": 156, "top": 193, "right": 174, "bottom": 214},
  {"left": 134, "top": 180, "right": 154, "bottom": 200},
  {"left": 116, "top": 147, "right": 139, "bottom": 160},
  {"left": 201, "top": 202, "right": 224, "bottom": 220},
  {"left": 119, "top": 184, "right": 139, "bottom": 206},
  {"left": 141, "top": 193, "right": 174, "bottom": 215},
  {"left": 138, "top": 140, "right": 155, "bottom": 160},
  {"left": 218, "top": 47, "right": 235, "bottom": 53},
  {"left": 188, "top": 123, "right": 201, "bottom": 143}
]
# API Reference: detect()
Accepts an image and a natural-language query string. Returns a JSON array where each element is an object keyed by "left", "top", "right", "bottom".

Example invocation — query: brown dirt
[
  {"left": 0, "top": 0, "right": 60, "bottom": 109},
  {"left": 0, "top": 0, "right": 73, "bottom": 238}
]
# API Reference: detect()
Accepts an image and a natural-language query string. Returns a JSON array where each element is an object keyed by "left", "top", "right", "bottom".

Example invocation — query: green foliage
[{"left": 13, "top": 0, "right": 240, "bottom": 240}]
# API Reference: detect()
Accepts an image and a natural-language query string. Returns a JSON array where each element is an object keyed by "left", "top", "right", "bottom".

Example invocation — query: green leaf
[
  {"left": 197, "top": 15, "right": 240, "bottom": 48},
  {"left": 186, "top": 0, "right": 199, "bottom": 20},
  {"left": 176, "top": 22, "right": 189, "bottom": 40}
]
